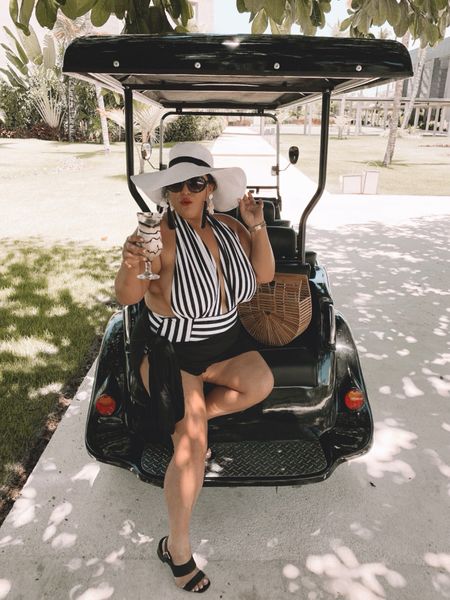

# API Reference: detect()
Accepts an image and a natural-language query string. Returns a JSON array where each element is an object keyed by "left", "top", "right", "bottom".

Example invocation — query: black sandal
[{"left": 157, "top": 536, "right": 211, "bottom": 593}]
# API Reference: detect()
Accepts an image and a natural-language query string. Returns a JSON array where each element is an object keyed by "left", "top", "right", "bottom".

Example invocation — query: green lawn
[
  {"left": 280, "top": 133, "right": 450, "bottom": 195},
  {"left": 0, "top": 241, "right": 120, "bottom": 488}
]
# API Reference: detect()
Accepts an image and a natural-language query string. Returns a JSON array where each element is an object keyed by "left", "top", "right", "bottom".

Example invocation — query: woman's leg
[
  {"left": 202, "top": 351, "right": 274, "bottom": 420},
  {"left": 165, "top": 370, "right": 210, "bottom": 591},
  {"left": 140, "top": 358, "right": 209, "bottom": 591}
]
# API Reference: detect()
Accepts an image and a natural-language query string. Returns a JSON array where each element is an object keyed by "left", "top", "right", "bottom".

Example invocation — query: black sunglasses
[{"left": 166, "top": 176, "right": 208, "bottom": 194}]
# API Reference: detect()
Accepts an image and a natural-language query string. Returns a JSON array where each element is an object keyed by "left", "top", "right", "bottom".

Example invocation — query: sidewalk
[
  {"left": 1, "top": 129, "right": 449, "bottom": 600},
  {"left": 1, "top": 130, "right": 448, "bottom": 247},
  {"left": 212, "top": 127, "right": 450, "bottom": 230}
]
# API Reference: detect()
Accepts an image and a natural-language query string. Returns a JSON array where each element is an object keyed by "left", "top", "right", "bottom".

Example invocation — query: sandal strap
[
  {"left": 183, "top": 569, "right": 207, "bottom": 592},
  {"left": 159, "top": 536, "right": 172, "bottom": 563},
  {"left": 171, "top": 556, "right": 197, "bottom": 577},
  {"left": 158, "top": 536, "right": 203, "bottom": 580}
]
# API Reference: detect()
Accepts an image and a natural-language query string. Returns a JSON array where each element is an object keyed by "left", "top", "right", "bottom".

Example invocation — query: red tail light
[
  {"left": 95, "top": 394, "right": 117, "bottom": 416},
  {"left": 344, "top": 389, "right": 365, "bottom": 411}
]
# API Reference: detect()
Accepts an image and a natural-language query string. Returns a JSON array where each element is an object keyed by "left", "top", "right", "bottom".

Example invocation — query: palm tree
[
  {"left": 52, "top": 12, "right": 111, "bottom": 150},
  {"left": 1, "top": 25, "right": 65, "bottom": 134},
  {"left": 332, "top": 17, "right": 410, "bottom": 163},
  {"left": 99, "top": 102, "right": 164, "bottom": 173},
  {"left": 400, "top": 46, "right": 428, "bottom": 132},
  {"left": 383, "top": 31, "right": 410, "bottom": 166},
  {"left": 329, "top": 21, "right": 394, "bottom": 137}
]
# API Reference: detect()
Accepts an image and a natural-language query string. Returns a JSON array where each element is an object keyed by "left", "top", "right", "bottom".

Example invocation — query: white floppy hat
[{"left": 131, "top": 142, "right": 247, "bottom": 212}]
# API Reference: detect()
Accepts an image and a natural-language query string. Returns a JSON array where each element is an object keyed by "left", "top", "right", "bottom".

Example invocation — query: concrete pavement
[
  {"left": 212, "top": 126, "right": 450, "bottom": 230},
  {"left": 1, "top": 129, "right": 449, "bottom": 600}
]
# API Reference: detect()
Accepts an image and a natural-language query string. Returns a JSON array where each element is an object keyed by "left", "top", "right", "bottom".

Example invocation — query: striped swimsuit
[{"left": 147, "top": 211, "right": 257, "bottom": 342}]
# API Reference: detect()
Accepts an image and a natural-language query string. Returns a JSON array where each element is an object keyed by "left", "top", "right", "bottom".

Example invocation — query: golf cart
[{"left": 63, "top": 34, "right": 412, "bottom": 487}]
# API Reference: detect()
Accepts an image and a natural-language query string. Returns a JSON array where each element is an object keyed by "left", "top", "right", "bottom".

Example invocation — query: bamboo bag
[{"left": 238, "top": 272, "right": 312, "bottom": 346}]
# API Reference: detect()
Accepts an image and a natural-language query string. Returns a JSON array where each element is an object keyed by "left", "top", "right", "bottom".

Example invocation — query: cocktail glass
[{"left": 136, "top": 211, "right": 163, "bottom": 280}]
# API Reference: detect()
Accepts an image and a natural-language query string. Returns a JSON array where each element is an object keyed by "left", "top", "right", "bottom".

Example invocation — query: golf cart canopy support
[{"left": 63, "top": 34, "right": 412, "bottom": 262}]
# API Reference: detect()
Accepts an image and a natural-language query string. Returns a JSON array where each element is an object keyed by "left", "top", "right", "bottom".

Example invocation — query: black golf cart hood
[{"left": 62, "top": 33, "right": 412, "bottom": 109}]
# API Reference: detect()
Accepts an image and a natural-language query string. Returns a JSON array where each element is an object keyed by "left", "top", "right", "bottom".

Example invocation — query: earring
[
  {"left": 207, "top": 193, "right": 214, "bottom": 215},
  {"left": 167, "top": 203, "right": 176, "bottom": 229},
  {"left": 162, "top": 189, "right": 176, "bottom": 229},
  {"left": 201, "top": 201, "right": 208, "bottom": 228}
]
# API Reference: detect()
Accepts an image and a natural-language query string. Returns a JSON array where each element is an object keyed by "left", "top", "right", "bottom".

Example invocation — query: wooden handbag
[{"left": 238, "top": 272, "right": 312, "bottom": 346}]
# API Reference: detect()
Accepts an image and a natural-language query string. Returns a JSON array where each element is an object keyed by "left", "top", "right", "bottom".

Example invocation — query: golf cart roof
[{"left": 63, "top": 34, "right": 413, "bottom": 110}]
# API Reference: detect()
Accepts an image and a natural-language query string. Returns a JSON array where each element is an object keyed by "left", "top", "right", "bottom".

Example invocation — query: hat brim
[{"left": 131, "top": 164, "right": 246, "bottom": 212}]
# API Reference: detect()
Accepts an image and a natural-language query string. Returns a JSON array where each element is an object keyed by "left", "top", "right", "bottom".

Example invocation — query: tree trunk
[
  {"left": 382, "top": 32, "right": 410, "bottom": 167},
  {"left": 400, "top": 46, "right": 428, "bottom": 132},
  {"left": 382, "top": 78, "right": 403, "bottom": 166},
  {"left": 138, "top": 128, "right": 149, "bottom": 174},
  {"left": 66, "top": 77, "right": 75, "bottom": 142},
  {"left": 338, "top": 96, "right": 345, "bottom": 139},
  {"left": 307, "top": 103, "right": 313, "bottom": 135},
  {"left": 95, "top": 85, "right": 111, "bottom": 152},
  {"left": 355, "top": 100, "right": 362, "bottom": 135},
  {"left": 346, "top": 101, "right": 352, "bottom": 136}
]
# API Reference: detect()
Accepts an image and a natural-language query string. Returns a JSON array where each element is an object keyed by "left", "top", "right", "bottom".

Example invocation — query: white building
[
  {"left": 407, "top": 37, "right": 450, "bottom": 101},
  {"left": 191, "top": 0, "right": 214, "bottom": 32}
]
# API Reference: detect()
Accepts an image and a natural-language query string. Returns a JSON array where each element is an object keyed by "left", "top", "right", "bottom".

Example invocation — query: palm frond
[
  {"left": 0, "top": 65, "right": 28, "bottom": 89},
  {"left": 2, "top": 27, "right": 28, "bottom": 65},
  {"left": 30, "top": 85, "right": 65, "bottom": 129},
  {"left": 53, "top": 13, "right": 94, "bottom": 49},
  {"left": 100, "top": 104, "right": 164, "bottom": 137},
  {"left": 17, "top": 25, "right": 42, "bottom": 65},
  {"left": 100, "top": 107, "right": 126, "bottom": 129},
  {"left": 134, "top": 104, "right": 164, "bottom": 134},
  {"left": 42, "top": 34, "right": 57, "bottom": 71}
]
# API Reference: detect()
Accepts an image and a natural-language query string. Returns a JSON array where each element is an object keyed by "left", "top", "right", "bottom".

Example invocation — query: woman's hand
[
  {"left": 239, "top": 191, "right": 265, "bottom": 229},
  {"left": 121, "top": 233, "right": 150, "bottom": 269}
]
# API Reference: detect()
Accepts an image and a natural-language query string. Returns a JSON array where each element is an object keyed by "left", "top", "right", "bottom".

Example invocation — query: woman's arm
[
  {"left": 218, "top": 193, "right": 275, "bottom": 284},
  {"left": 246, "top": 223, "right": 275, "bottom": 284},
  {"left": 114, "top": 232, "right": 162, "bottom": 305}
]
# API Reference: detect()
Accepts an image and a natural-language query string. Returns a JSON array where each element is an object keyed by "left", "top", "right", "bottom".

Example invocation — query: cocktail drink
[{"left": 136, "top": 211, "right": 163, "bottom": 280}]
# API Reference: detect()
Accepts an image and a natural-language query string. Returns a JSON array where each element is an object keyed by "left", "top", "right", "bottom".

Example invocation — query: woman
[{"left": 115, "top": 142, "right": 275, "bottom": 593}]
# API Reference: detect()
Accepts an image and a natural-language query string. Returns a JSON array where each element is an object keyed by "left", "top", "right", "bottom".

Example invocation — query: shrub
[
  {"left": 65, "top": 79, "right": 99, "bottom": 141},
  {"left": 164, "top": 115, "right": 226, "bottom": 142},
  {"left": 0, "top": 122, "right": 60, "bottom": 140},
  {"left": 0, "top": 80, "right": 41, "bottom": 129},
  {"left": 0, "top": 77, "right": 122, "bottom": 142}
]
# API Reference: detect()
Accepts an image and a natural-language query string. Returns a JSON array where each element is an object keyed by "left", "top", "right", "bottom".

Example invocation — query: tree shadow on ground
[
  {"left": 296, "top": 214, "right": 450, "bottom": 598},
  {"left": 0, "top": 240, "right": 120, "bottom": 490}
]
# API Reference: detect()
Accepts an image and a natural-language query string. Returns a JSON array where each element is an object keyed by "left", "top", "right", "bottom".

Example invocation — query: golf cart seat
[
  {"left": 261, "top": 199, "right": 291, "bottom": 228},
  {"left": 218, "top": 199, "right": 290, "bottom": 227},
  {"left": 241, "top": 228, "right": 321, "bottom": 389}
]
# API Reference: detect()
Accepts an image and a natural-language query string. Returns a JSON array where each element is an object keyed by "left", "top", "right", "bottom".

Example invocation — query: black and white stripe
[{"left": 147, "top": 212, "right": 256, "bottom": 342}]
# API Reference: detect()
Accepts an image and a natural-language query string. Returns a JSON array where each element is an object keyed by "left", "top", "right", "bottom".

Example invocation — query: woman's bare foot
[{"left": 166, "top": 537, "right": 210, "bottom": 592}]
